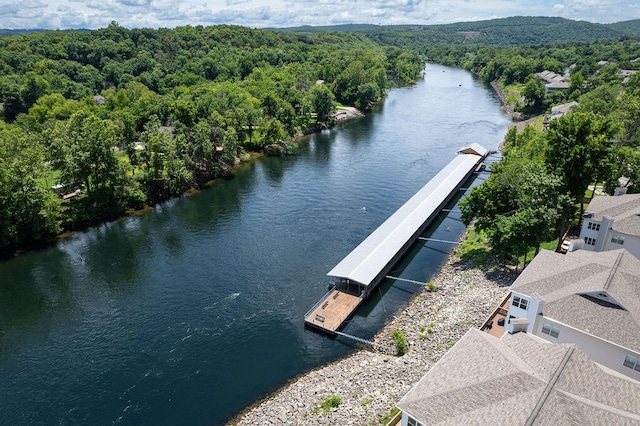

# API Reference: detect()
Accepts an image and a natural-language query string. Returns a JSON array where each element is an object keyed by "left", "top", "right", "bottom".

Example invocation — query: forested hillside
[
  {"left": 0, "top": 23, "right": 424, "bottom": 253},
  {"left": 607, "top": 19, "right": 640, "bottom": 35},
  {"left": 279, "top": 17, "right": 640, "bottom": 50}
]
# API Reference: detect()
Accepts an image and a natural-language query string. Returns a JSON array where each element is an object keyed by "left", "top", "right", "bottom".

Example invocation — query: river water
[{"left": 0, "top": 64, "right": 511, "bottom": 425}]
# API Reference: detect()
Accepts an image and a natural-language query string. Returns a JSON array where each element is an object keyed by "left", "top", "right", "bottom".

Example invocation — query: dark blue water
[{"left": 0, "top": 64, "right": 511, "bottom": 425}]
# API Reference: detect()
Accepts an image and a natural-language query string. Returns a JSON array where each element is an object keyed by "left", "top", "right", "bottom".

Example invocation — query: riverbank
[
  {"left": 230, "top": 246, "right": 517, "bottom": 425},
  {"left": 1, "top": 106, "right": 367, "bottom": 260},
  {"left": 490, "top": 80, "right": 524, "bottom": 122},
  {"left": 490, "top": 80, "right": 545, "bottom": 151},
  {"left": 333, "top": 106, "right": 365, "bottom": 123}
]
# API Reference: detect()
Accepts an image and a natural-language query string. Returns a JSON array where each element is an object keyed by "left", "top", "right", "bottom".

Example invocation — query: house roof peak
[{"left": 511, "top": 249, "right": 640, "bottom": 352}]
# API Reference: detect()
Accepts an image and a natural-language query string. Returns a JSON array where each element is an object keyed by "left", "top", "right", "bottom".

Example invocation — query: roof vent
[
  {"left": 614, "top": 187, "right": 628, "bottom": 196},
  {"left": 578, "top": 292, "right": 626, "bottom": 311}
]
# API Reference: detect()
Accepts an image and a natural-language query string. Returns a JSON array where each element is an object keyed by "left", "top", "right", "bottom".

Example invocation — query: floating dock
[{"left": 304, "top": 143, "right": 489, "bottom": 335}]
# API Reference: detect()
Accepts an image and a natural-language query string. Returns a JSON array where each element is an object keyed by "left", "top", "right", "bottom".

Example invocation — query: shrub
[
  {"left": 320, "top": 395, "right": 342, "bottom": 413},
  {"left": 393, "top": 330, "right": 409, "bottom": 356},
  {"left": 374, "top": 406, "right": 400, "bottom": 425}
]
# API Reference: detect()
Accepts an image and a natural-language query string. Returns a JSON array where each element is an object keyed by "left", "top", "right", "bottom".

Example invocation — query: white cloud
[
  {"left": 542, "top": 0, "right": 640, "bottom": 23},
  {"left": 0, "top": 0, "right": 637, "bottom": 29}
]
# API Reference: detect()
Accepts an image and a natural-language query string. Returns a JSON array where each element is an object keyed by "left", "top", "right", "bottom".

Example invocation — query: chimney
[{"left": 506, "top": 318, "right": 529, "bottom": 334}]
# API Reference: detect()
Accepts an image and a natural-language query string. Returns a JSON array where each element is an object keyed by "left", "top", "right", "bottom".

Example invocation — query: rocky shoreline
[
  {"left": 229, "top": 250, "right": 517, "bottom": 425},
  {"left": 490, "top": 80, "right": 523, "bottom": 122}
]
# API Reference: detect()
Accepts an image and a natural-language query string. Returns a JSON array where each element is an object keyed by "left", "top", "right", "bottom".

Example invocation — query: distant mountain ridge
[
  {"left": 0, "top": 28, "right": 90, "bottom": 37},
  {"left": 275, "top": 17, "right": 640, "bottom": 46}
]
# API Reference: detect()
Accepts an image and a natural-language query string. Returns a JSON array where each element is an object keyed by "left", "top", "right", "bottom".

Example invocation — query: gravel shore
[{"left": 230, "top": 250, "right": 518, "bottom": 426}]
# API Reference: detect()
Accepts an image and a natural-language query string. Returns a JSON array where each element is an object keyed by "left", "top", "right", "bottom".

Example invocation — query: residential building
[
  {"left": 544, "top": 101, "right": 579, "bottom": 128},
  {"left": 504, "top": 248, "right": 640, "bottom": 381},
  {"left": 397, "top": 328, "right": 640, "bottom": 425},
  {"left": 535, "top": 70, "right": 570, "bottom": 93},
  {"left": 579, "top": 193, "right": 640, "bottom": 259}
]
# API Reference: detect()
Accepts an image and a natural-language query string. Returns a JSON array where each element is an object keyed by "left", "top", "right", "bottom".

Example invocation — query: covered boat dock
[{"left": 304, "top": 143, "right": 489, "bottom": 335}]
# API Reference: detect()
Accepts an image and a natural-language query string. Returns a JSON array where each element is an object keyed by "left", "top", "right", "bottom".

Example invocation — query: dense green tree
[
  {"left": 577, "top": 84, "right": 620, "bottom": 116},
  {"left": 260, "top": 118, "right": 287, "bottom": 147},
  {"left": 333, "top": 60, "right": 366, "bottom": 104},
  {"left": 0, "top": 126, "right": 61, "bottom": 250},
  {"left": 0, "top": 75, "right": 26, "bottom": 121},
  {"left": 310, "top": 84, "right": 335, "bottom": 123},
  {"left": 49, "top": 110, "right": 128, "bottom": 216},
  {"left": 22, "top": 93, "right": 83, "bottom": 132},
  {"left": 461, "top": 160, "right": 569, "bottom": 261},
  {"left": 502, "top": 55, "right": 537, "bottom": 84},
  {"left": 605, "top": 145, "right": 640, "bottom": 193},
  {"left": 276, "top": 102, "right": 297, "bottom": 136},
  {"left": 393, "top": 51, "right": 424, "bottom": 84},
  {"left": 355, "top": 82, "right": 380, "bottom": 110},
  {"left": 522, "top": 74, "right": 546, "bottom": 112},
  {"left": 502, "top": 124, "right": 547, "bottom": 162},
  {"left": 20, "top": 71, "right": 50, "bottom": 110},
  {"left": 184, "top": 119, "right": 224, "bottom": 185},
  {"left": 545, "top": 111, "right": 617, "bottom": 247},
  {"left": 568, "top": 70, "right": 585, "bottom": 99},
  {"left": 137, "top": 115, "right": 192, "bottom": 200}
]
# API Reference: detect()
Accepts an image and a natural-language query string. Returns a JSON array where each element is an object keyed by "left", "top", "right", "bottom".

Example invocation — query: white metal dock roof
[{"left": 327, "top": 150, "right": 484, "bottom": 286}]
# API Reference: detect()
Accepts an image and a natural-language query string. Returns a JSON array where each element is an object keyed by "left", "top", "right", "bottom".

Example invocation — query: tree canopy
[{"left": 0, "top": 23, "right": 425, "bottom": 253}]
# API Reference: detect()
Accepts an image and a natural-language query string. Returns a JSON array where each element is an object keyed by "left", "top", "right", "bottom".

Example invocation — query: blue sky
[{"left": 0, "top": 0, "right": 638, "bottom": 30}]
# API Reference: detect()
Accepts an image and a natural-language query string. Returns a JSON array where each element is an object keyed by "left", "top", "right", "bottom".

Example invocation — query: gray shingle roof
[
  {"left": 397, "top": 329, "right": 640, "bottom": 425},
  {"left": 511, "top": 249, "right": 640, "bottom": 352},
  {"left": 551, "top": 101, "right": 578, "bottom": 115},
  {"left": 536, "top": 70, "right": 567, "bottom": 84},
  {"left": 585, "top": 193, "right": 640, "bottom": 237}
]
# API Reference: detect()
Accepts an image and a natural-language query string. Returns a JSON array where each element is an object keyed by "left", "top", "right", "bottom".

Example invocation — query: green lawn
[{"left": 455, "top": 226, "right": 492, "bottom": 267}]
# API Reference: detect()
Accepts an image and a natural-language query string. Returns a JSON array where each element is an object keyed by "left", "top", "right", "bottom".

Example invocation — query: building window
[
  {"left": 585, "top": 237, "right": 596, "bottom": 246},
  {"left": 611, "top": 234, "right": 625, "bottom": 245},
  {"left": 623, "top": 355, "right": 640, "bottom": 372},
  {"left": 542, "top": 323, "right": 560, "bottom": 338},
  {"left": 512, "top": 296, "right": 528, "bottom": 310},
  {"left": 407, "top": 416, "right": 424, "bottom": 426},
  {"left": 587, "top": 222, "right": 601, "bottom": 231}
]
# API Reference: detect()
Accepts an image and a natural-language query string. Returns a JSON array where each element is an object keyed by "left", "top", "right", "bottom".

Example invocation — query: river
[{"left": 0, "top": 64, "right": 512, "bottom": 425}]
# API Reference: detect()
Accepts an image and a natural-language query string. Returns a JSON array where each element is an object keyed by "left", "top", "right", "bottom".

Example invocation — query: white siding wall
[
  {"left": 401, "top": 412, "right": 409, "bottom": 426},
  {"left": 579, "top": 219, "right": 603, "bottom": 251},
  {"left": 532, "top": 318, "right": 640, "bottom": 381},
  {"left": 506, "top": 292, "right": 544, "bottom": 334},
  {"left": 577, "top": 217, "right": 640, "bottom": 259},
  {"left": 595, "top": 217, "right": 614, "bottom": 251},
  {"left": 602, "top": 231, "right": 640, "bottom": 261}
]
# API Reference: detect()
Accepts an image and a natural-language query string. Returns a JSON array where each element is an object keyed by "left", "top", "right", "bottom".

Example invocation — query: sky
[{"left": 1, "top": 0, "right": 639, "bottom": 30}]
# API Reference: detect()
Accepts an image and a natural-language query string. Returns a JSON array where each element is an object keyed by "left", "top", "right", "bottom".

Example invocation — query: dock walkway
[{"left": 304, "top": 289, "right": 363, "bottom": 333}]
